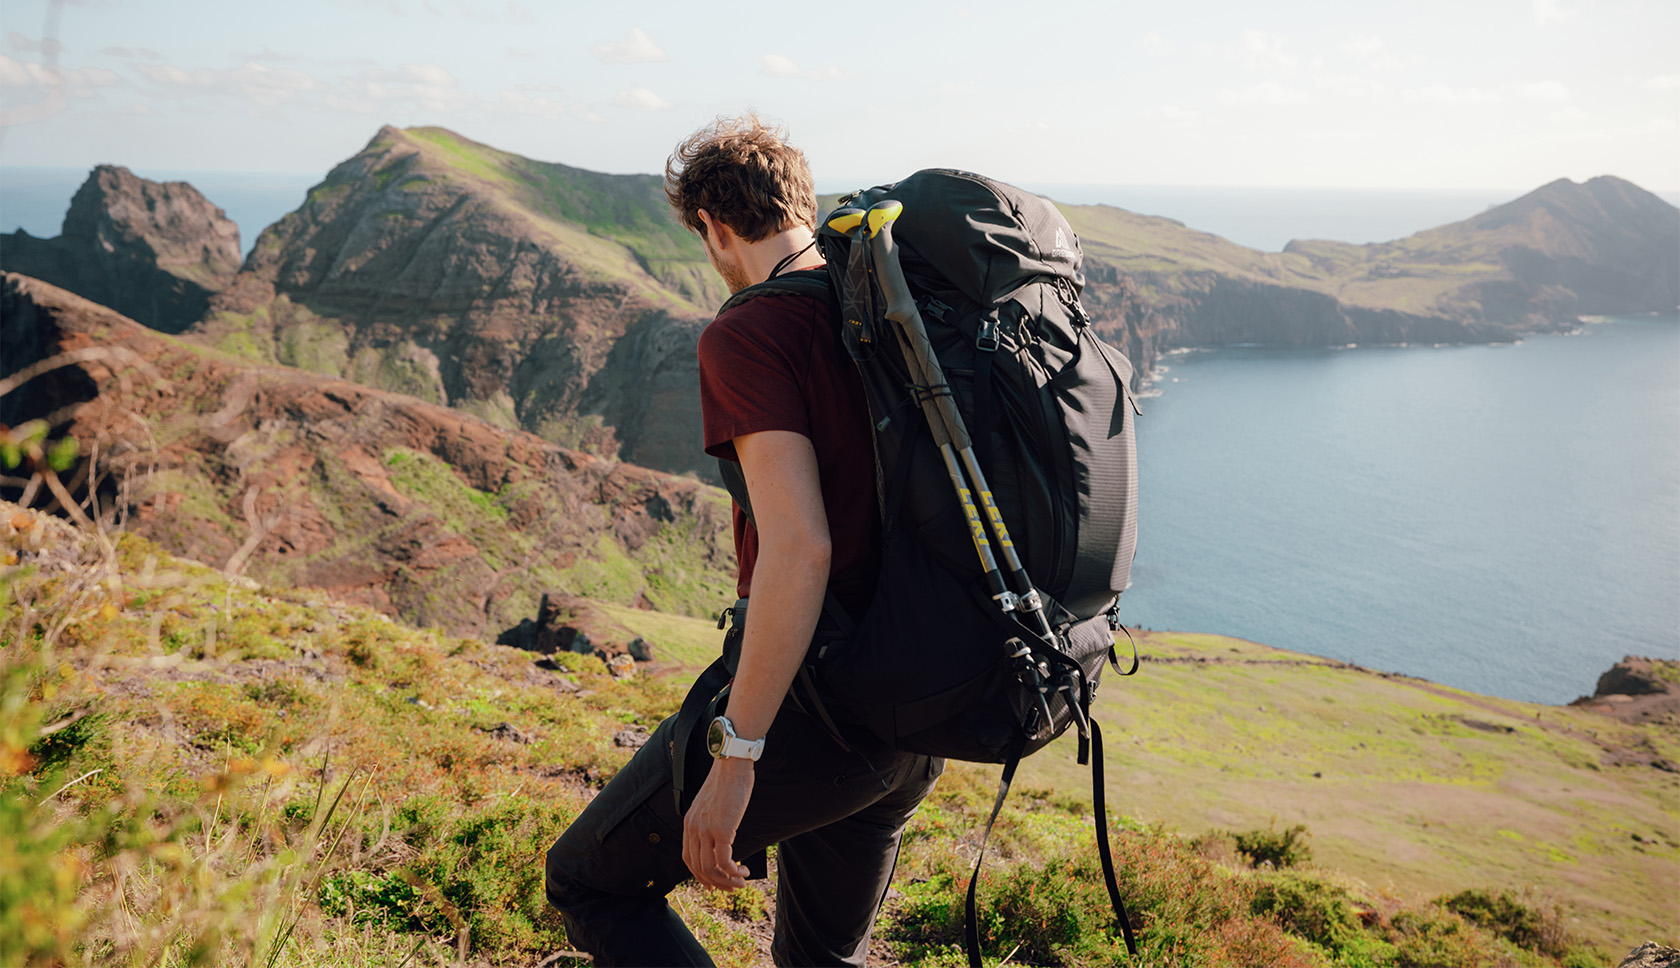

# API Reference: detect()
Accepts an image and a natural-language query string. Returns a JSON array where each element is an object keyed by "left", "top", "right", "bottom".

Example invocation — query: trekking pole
[
  {"left": 827, "top": 206, "right": 1017, "bottom": 612},
  {"left": 858, "top": 200, "right": 1059, "bottom": 648}
]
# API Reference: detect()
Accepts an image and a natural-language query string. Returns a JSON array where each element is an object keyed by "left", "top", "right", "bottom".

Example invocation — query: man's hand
[{"left": 682, "top": 757, "right": 755, "bottom": 890}]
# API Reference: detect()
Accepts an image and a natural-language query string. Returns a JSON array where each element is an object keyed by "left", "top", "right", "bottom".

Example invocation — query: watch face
[{"left": 706, "top": 717, "right": 727, "bottom": 757}]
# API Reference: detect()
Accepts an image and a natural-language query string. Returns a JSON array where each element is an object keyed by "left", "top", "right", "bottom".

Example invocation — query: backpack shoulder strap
[
  {"left": 712, "top": 267, "right": 838, "bottom": 516},
  {"left": 715, "top": 267, "right": 833, "bottom": 317}
]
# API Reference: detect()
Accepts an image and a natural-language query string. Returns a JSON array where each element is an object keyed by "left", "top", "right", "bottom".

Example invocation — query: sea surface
[{"left": 1120, "top": 314, "right": 1680, "bottom": 704}]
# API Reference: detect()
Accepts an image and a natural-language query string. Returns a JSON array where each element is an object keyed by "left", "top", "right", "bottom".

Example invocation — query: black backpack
[{"left": 704, "top": 169, "right": 1143, "bottom": 963}]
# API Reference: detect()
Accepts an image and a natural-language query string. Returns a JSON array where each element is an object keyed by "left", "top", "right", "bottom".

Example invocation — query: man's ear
[{"left": 697, "top": 209, "right": 736, "bottom": 250}]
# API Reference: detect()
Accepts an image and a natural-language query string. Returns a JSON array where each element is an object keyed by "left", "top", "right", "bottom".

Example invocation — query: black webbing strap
[
  {"left": 972, "top": 346, "right": 997, "bottom": 479},
  {"left": 964, "top": 738, "right": 1026, "bottom": 968},
  {"left": 670, "top": 657, "right": 733, "bottom": 817},
  {"left": 1091, "top": 719, "right": 1139, "bottom": 957}
]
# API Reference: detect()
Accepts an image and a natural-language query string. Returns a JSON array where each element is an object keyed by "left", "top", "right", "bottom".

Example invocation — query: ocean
[
  {"left": 4, "top": 168, "right": 1675, "bottom": 702},
  {"left": 1121, "top": 315, "right": 1680, "bottom": 704}
]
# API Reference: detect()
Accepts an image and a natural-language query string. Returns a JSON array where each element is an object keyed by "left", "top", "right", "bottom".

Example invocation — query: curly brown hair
[{"left": 664, "top": 115, "right": 817, "bottom": 243}]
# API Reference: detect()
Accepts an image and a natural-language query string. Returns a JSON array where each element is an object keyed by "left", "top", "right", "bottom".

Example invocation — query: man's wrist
[{"left": 706, "top": 714, "right": 766, "bottom": 761}]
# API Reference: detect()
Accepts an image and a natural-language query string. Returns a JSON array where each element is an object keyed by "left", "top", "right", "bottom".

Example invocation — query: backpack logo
[{"left": 1052, "top": 227, "right": 1076, "bottom": 261}]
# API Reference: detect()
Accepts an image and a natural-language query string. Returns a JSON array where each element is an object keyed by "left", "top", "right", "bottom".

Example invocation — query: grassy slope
[
  {"left": 372, "top": 126, "right": 724, "bottom": 313},
  {"left": 3, "top": 509, "right": 1639, "bottom": 967},
  {"left": 513, "top": 608, "right": 1677, "bottom": 953},
  {"left": 1016, "top": 632, "right": 1680, "bottom": 953}
]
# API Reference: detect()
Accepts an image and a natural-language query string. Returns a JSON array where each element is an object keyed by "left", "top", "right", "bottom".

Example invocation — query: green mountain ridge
[{"left": 166, "top": 126, "right": 1678, "bottom": 481}]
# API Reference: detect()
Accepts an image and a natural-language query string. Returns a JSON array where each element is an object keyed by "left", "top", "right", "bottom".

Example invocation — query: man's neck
[{"left": 738, "top": 227, "right": 824, "bottom": 287}]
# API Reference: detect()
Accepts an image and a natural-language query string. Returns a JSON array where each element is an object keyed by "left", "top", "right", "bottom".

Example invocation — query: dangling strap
[
  {"left": 1090, "top": 719, "right": 1139, "bottom": 956},
  {"left": 965, "top": 739, "right": 1026, "bottom": 968},
  {"left": 671, "top": 657, "right": 733, "bottom": 816}
]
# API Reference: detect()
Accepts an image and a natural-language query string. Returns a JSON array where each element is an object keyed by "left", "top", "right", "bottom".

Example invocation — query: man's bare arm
[{"left": 681, "top": 429, "right": 830, "bottom": 890}]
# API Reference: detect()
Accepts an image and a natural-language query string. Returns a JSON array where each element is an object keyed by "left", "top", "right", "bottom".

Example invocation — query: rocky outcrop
[
  {"left": 1570, "top": 656, "right": 1680, "bottom": 726},
  {"left": 2, "top": 271, "right": 735, "bottom": 640},
  {"left": 1617, "top": 942, "right": 1680, "bottom": 968},
  {"left": 0, "top": 166, "right": 241, "bottom": 333},
  {"left": 188, "top": 125, "right": 723, "bottom": 478}
]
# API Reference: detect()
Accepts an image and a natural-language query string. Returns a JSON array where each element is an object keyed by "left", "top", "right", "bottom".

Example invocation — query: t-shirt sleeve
[{"left": 698, "top": 297, "right": 819, "bottom": 462}]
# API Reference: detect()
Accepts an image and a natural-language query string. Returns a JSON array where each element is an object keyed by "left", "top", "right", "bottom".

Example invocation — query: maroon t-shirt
[{"left": 698, "top": 288, "right": 881, "bottom": 618}]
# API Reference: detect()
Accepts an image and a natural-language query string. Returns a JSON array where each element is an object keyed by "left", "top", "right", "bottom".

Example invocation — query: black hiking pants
[{"left": 544, "top": 692, "right": 943, "bottom": 967}]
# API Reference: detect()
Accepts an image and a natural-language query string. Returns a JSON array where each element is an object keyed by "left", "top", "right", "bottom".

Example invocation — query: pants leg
[
  {"left": 544, "top": 701, "right": 942, "bottom": 967},
  {"left": 770, "top": 757, "right": 940, "bottom": 967},
  {"left": 544, "top": 713, "right": 714, "bottom": 967}
]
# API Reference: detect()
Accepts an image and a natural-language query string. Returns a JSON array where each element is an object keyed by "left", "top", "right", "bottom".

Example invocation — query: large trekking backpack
[{"left": 711, "top": 169, "right": 1143, "bottom": 963}]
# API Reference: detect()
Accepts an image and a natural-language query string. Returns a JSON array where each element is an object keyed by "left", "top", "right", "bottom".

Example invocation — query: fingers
[
  {"left": 710, "top": 839, "right": 749, "bottom": 890},
  {"left": 682, "top": 820, "right": 748, "bottom": 890}
]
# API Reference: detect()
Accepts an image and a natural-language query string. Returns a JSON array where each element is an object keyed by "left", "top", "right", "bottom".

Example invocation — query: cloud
[
  {"left": 1142, "top": 32, "right": 1172, "bottom": 55},
  {"left": 129, "top": 58, "right": 473, "bottom": 114},
  {"left": 134, "top": 60, "right": 324, "bottom": 107},
  {"left": 1548, "top": 106, "right": 1588, "bottom": 123},
  {"left": 1512, "top": 81, "right": 1569, "bottom": 100},
  {"left": 503, "top": 1, "right": 534, "bottom": 23},
  {"left": 498, "top": 88, "right": 602, "bottom": 122},
  {"left": 8, "top": 32, "right": 61, "bottom": 55},
  {"left": 1642, "top": 74, "right": 1680, "bottom": 91},
  {"left": 100, "top": 45, "right": 131, "bottom": 57},
  {"left": 1341, "top": 36, "right": 1384, "bottom": 56},
  {"left": 1532, "top": 0, "right": 1573, "bottom": 24},
  {"left": 760, "top": 53, "right": 799, "bottom": 78},
  {"left": 1145, "top": 104, "right": 1201, "bottom": 124},
  {"left": 0, "top": 54, "right": 119, "bottom": 93},
  {"left": 1405, "top": 83, "right": 1503, "bottom": 104},
  {"left": 1239, "top": 30, "right": 1296, "bottom": 71},
  {"left": 616, "top": 86, "right": 669, "bottom": 110},
  {"left": 346, "top": 63, "right": 469, "bottom": 111},
  {"left": 1218, "top": 81, "right": 1309, "bottom": 106},
  {"left": 758, "top": 53, "right": 845, "bottom": 80},
  {"left": 592, "top": 27, "right": 666, "bottom": 65}
]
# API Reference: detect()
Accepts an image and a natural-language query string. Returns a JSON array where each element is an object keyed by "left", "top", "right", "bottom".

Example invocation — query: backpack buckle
[{"left": 976, "top": 314, "right": 1000, "bottom": 352}]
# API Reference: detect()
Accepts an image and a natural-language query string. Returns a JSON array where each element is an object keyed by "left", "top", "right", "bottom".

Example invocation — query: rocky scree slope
[
  {"left": 0, "top": 165, "right": 242, "bottom": 334},
  {"left": 1, "top": 271, "right": 736, "bottom": 642},
  {"left": 189, "top": 125, "right": 723, "bottom": 477}
]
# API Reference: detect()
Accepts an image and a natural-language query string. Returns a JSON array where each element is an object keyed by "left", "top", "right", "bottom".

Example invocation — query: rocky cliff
[
  {"left": 189, "top": 125, "right": 719, "bottom": 477},
  {"left": 0, "top": 165, "right": 242, "bottom": 333},
  {"left": 2, "top": 271, "right": 735, "bottom": 641}
]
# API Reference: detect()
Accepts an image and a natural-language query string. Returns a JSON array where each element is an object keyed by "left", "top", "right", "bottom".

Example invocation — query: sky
[{"left": 0, "top": 0, "right": 1675, "bottom": 192}]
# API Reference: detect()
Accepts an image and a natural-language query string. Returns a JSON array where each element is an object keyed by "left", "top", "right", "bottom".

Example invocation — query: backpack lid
[{"left": 821, "top": 169, "right": 1084, "bottom": 307}]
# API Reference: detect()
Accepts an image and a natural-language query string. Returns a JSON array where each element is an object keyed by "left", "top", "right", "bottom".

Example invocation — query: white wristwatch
[{"left": 706, "top": 715, "right": 765, "bottom": 761}]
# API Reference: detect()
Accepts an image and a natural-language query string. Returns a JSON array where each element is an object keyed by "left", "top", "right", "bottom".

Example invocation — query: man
[{"left": 544, "top": 116, "right": 943, "bottom": 967}]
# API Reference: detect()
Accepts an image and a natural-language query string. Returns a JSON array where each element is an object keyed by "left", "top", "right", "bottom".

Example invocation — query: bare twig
[{"left": 43, "top": 767, "right": 104, "bottom": 802}]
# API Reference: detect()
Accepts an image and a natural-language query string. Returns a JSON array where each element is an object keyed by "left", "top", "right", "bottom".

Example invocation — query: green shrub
[
  {"left": 1387, "top": 905, "right": 1503, "bottom": 968},
  {"left": 1233, "top": 822, "right": 1313, "bottom": 868},
  {"left": 27, "top": 709, "right": 109, "bottom": 777},
  {"left": 1440, "top": 888, "right": 1579, "bottom": 961},
  {"left": 318, "top": 869, "right": 422, "bottom": 929}
]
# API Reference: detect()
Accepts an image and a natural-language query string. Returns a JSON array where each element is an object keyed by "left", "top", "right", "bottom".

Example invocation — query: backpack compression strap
[{"left": 962, "top": 720, "right": 1139, "bottom": 967}]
